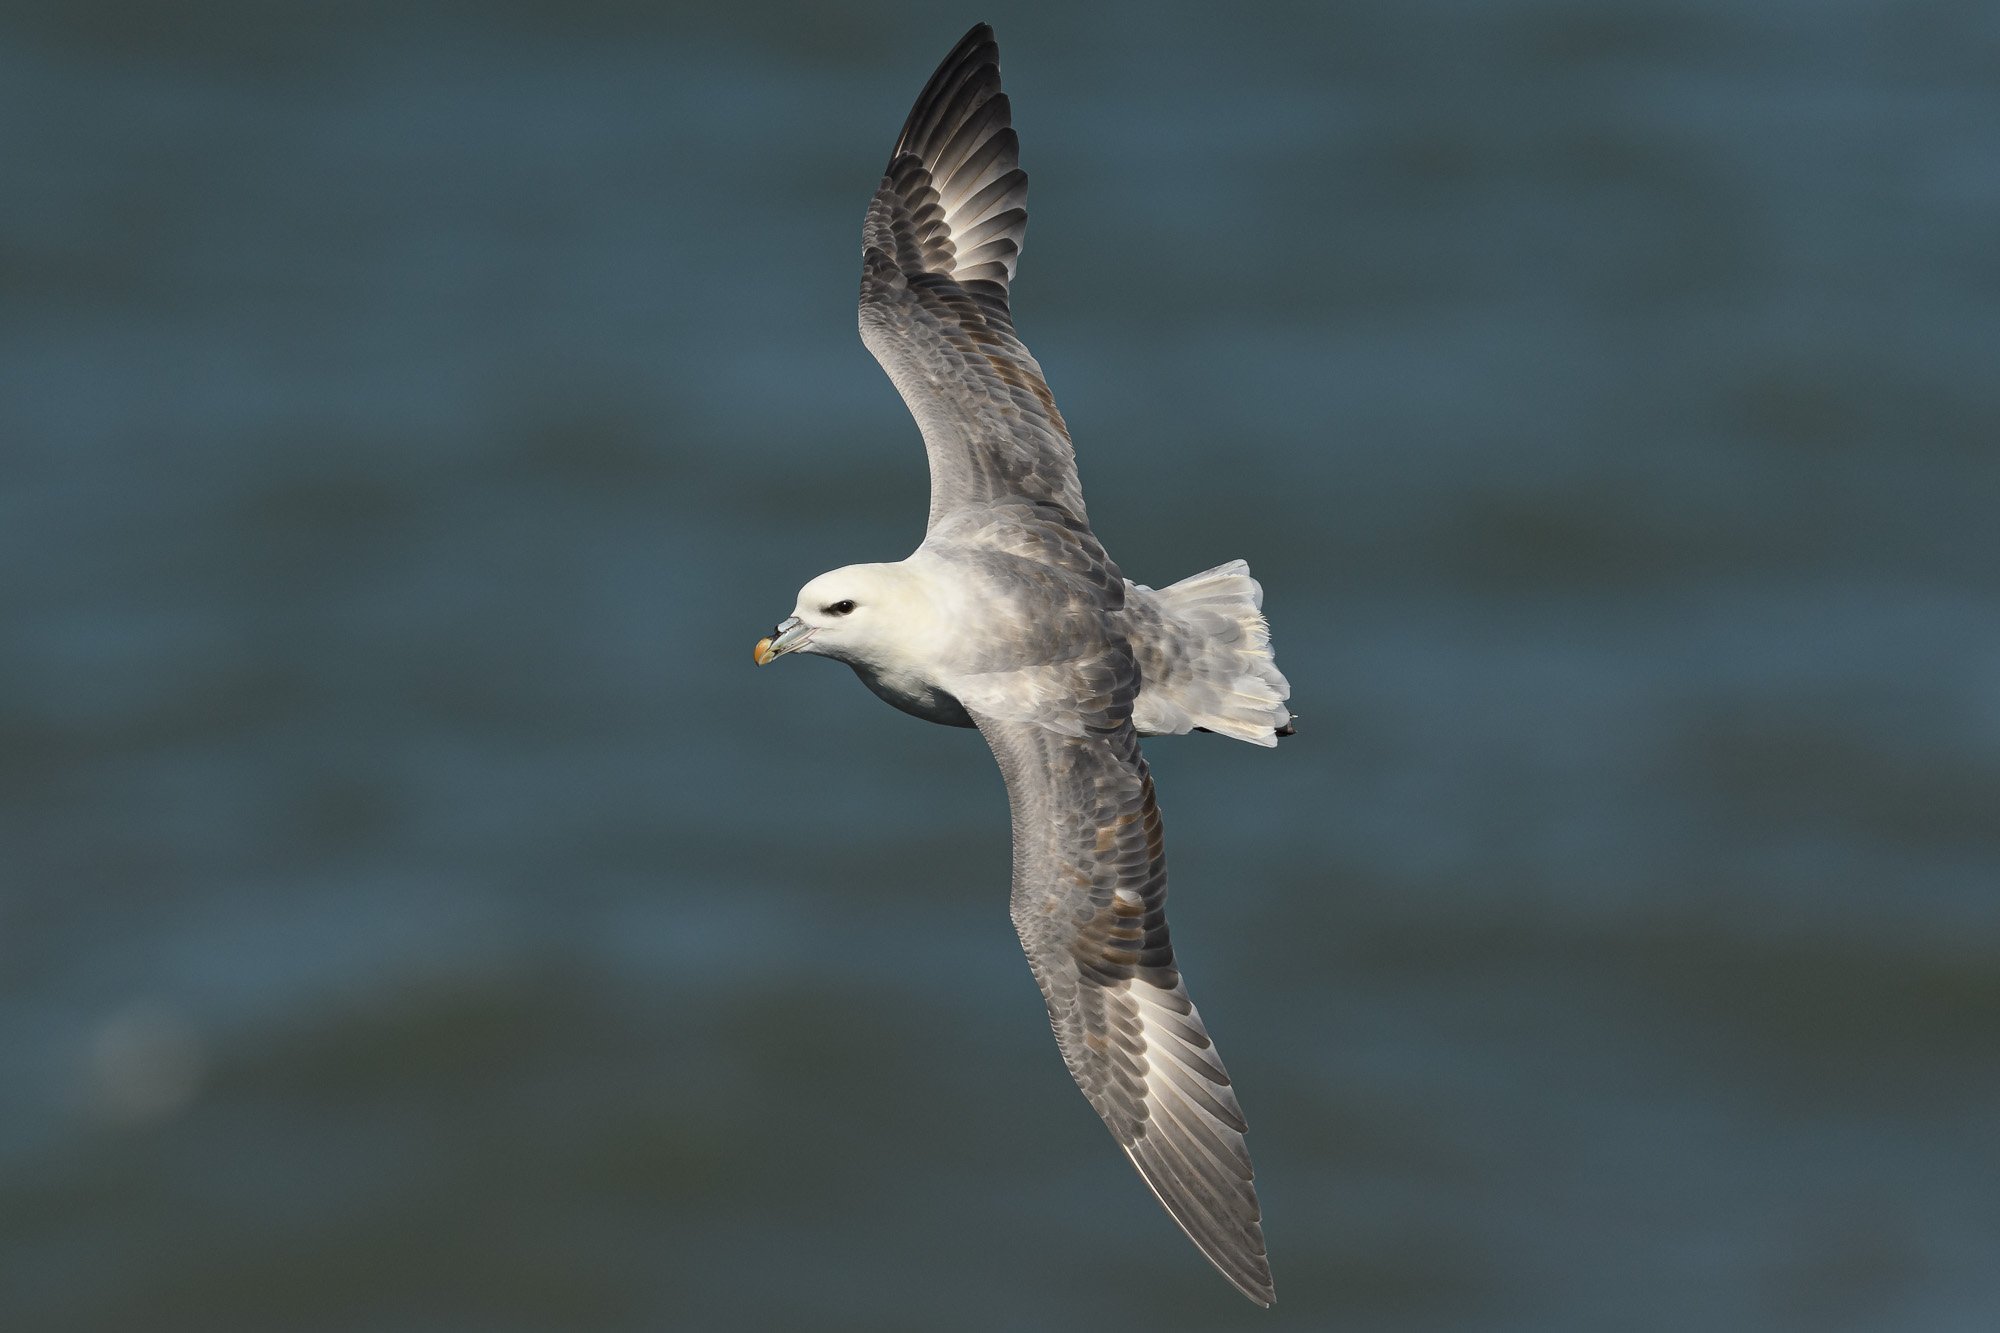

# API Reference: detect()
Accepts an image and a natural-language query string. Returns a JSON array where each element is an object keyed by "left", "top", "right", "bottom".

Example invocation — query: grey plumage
[
  {"left": 757, "top": 23, "right": 1289, "bottom": 1305},
  {"left": 852, "top": 26, "right": 1281, "bottom": 1306}
]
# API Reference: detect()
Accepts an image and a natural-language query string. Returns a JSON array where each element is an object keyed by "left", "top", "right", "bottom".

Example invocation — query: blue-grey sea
[{"left": 4, "top": 3, "right": 1997, "bottom": 1330}]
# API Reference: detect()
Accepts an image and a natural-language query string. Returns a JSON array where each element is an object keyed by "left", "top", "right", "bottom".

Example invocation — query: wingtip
[
  {"left": 1210, "top": 1246, "right": 1278, "bottom": 1309},
  {"left": 1119, "top": 1138, "right": 1276, "bottom": 1309},
  {"left": 1235, "top": 1261, "right": 1278, "bottom": 1308},
  {"left": 940, "top": 21, "right": 1000, "bottom": 70},
  {"left": 890, "top": 23, "right": 1006, "bottom": 166},
  {"left": 1238, "top": 1279, "right": 1277, "bottom": 1309},
  {"left": 1219, "top": 1252, "right": 1277, "bottom": 1308}
]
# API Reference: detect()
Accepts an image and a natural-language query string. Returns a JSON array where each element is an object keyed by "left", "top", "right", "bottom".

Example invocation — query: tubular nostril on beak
[{"left": 754, "top": 615, "right": 812, "bottom": 666}]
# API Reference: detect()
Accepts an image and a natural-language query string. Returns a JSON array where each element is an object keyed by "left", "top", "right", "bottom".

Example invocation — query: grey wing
[
  {"left": 973, "top": 691, "right": 1275, "bottom": 1306},
  {"left": 859, "top": 24, "right": 1090, "bottom": 536}
]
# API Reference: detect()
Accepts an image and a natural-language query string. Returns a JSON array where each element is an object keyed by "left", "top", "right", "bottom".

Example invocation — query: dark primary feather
[{"left": 873, "top": 23, "right": 1026, "bottom": 316}]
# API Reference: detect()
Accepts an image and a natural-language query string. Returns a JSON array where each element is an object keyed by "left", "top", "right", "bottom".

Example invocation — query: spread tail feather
[{"left": 1126, "top": 560, "right": 1293, "bottom": 746}]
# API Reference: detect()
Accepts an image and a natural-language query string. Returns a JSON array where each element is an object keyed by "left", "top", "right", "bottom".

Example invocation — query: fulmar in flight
[{"left": 753, "top": 23, "right": 1291, "bottom": 1307}]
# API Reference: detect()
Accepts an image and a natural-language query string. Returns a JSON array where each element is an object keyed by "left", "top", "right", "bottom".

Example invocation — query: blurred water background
[{"left": 4, "top": 2, "right": 1998, "bottom": 1329}]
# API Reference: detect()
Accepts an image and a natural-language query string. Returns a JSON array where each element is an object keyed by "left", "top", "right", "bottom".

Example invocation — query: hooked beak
[{"left": 753, "top": 616, "right": 814, "bottom": 666}]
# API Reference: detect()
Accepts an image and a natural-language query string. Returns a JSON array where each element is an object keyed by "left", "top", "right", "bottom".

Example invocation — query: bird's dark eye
[{"left": 826, "top": 599, "right": 857, "bottom": 616}]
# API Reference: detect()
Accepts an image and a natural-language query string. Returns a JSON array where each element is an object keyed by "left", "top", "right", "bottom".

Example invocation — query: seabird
[{"left": 754, "top": 23, "right": 1291, "bottom": 1306}]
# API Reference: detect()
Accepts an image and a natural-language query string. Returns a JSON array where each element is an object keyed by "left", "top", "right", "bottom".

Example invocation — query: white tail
[{"left": 1124, "top": 560, "right": 1292, "bottom": 746}]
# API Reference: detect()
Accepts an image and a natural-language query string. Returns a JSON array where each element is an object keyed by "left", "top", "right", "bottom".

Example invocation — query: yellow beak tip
[{"left": 753, "top": 637, "right": 775, "bottom": 666}]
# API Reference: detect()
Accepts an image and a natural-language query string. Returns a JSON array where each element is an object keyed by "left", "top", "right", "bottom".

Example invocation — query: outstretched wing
[
  {"left": 971, "top": 675, "right": 1275, "bottom": 1307},
  {"left": 859, "top": 23, "right": 1089, "bottom": 535}
]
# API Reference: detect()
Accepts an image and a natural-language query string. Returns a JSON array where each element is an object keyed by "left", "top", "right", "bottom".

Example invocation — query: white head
[{"left": 753, "top": 562, "right": 936, "bottom": 668}]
